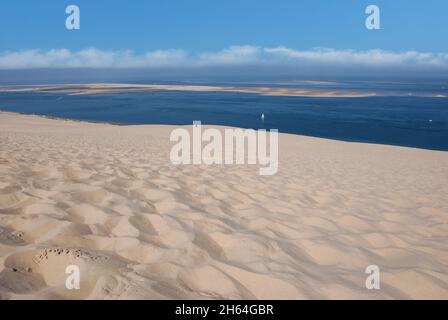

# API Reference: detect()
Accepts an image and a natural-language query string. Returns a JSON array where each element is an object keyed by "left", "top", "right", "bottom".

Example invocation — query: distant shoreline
[{"left": 0, "top": 82, "right": 378, "bottom": 98}]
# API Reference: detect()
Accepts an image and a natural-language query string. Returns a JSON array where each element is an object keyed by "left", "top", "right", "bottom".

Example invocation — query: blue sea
[{"left": 0, "top": 80, "right": 447, "bottom": 151}]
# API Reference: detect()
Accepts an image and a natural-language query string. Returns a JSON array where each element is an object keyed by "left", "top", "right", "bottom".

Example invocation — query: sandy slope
[{"left": 0, "top": 112, "right": 447, "bottom": 299}]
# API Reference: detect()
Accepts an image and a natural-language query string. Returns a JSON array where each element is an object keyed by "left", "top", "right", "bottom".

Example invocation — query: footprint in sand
[
  {"left": 0, "top": 226, "right": 26, "bottom": 246},
  {"left": 0, "top": 248, "right": 128, "bottom": 299}
]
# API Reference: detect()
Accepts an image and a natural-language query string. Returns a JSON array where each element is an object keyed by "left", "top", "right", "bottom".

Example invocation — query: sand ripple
[{"left": 0, "top": 112, "right": 447, "bottom": 299}]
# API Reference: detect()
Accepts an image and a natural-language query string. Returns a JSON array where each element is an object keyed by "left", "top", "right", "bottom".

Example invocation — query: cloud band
[{"left": 0, "top": 46, "right": 447, "bottom": 70}]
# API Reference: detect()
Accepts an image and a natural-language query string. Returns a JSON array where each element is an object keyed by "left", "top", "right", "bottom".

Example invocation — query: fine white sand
[{"left": 0, "top": 111, "right": 447, "bottom": 299}]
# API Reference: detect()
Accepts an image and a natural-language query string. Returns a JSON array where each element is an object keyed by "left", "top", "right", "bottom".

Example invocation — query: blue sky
[
  {"left": 1, "top": 0, "right": 447, "bottom": 52},
  {"left": 0, "top": 0, "right": 447, "bottom": 74}
]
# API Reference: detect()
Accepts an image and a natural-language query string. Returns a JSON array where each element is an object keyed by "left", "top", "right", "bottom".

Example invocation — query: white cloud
[
  {"left": 264, "top": 47, "right": 448, "bottom": 66},
  {"left": 196, "top": 45, "right": 262, "bottom": 65},
  {"left": 0, "top": 48, "right": 187, "bottom": 69},
  {"left": 0, "top": 46, "right": 447, "bottom": 69}
]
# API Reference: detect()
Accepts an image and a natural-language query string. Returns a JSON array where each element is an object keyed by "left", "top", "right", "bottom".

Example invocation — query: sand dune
[{"left": 0, "top": 112, "right": 447, "bottom": 299}]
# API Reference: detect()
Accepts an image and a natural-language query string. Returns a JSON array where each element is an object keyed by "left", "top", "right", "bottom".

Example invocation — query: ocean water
[{"left": 0, "top": 81, "right": 447, "bottom": 151}]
